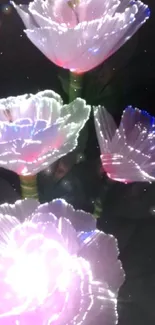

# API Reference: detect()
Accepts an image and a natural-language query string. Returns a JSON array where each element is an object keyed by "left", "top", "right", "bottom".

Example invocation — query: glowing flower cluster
[
  {"left": 94, "top": 105, "right": 155, "bottom": 183},
  {"left": 0, "top": 198, "right": 124, "bottom": 325},
  {"left": 0, "top": 90, "right": 90, "bottom": 176},
  {"left": 12, "top": 0, "right": 150, "bottom": 73}
]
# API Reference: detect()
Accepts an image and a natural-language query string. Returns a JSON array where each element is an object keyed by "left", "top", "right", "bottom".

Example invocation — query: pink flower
[
  {"left": 0, "top": 90, "right": 90, "bottom": 176},
  {"left": 94, "top": 105, "right": 155, "bottom": 183},
  {"left": 12, "top": 0, "right": 150, "bottom": 73},
  {"left": 0, "top": 198, "right": 124, "bottom": 325}
]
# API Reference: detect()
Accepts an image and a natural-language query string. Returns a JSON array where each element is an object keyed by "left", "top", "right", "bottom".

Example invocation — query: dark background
[{"left": 1, "top": 0, "right": 155, "bottom": 324}]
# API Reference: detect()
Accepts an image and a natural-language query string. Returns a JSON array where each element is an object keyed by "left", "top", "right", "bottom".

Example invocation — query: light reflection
[{"left": 1, "top": 5, "right": 12, "bottom": 15}]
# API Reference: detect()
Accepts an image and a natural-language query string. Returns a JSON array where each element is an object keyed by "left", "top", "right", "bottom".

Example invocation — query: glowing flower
[
  {"left": 0, "top": 90, "right": 90, "bottom": 176},
  {"left": 12, "top": 0, "right": 150, "bottom": 74},
  {"left": 0, "top": 198, "right": 124, "bottom": 325},
  {"left": 94, "top": 105, "right": 155, "bottom": 183}
]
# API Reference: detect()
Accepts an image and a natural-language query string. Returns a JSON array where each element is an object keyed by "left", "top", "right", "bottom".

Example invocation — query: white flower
[
  {"left": 94, "top": 105, "right": 155, "bottom": 183},
  {"left": 0, "top": 198, "right": 124, "bottom": 325},
  {"left": 12, "top": 0, "right": 150, "bottom": 73},
  {"left": 0, "top": 90, "right": 90, "bottom": 176}
]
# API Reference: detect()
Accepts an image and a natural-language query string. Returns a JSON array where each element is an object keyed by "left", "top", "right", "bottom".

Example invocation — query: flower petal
[
  {"left": 0, "top": 94, "right": 31, "bottom": 122},
  {"left": 118, "top": 106, "right": 154, "bottom": 147},
  {"left": 40, "top": 256, "right": 118, "bottom": 325},
  {"left": 110, "top": 0, "right": 150, "bottom": 56},
  {"left": 0, "top": 91, "right": 62, "bottom": 124},
  {"left": 10, "top": 221, "right": 42, "bottom": 247},
  {"left": 24, "top": 25, "right": 69, "bottom": 69},
  {"left": 73, "top": 283, "right": 118, "bottom": 325},
  {"left": 14, "top": 118, "right": 32, "bottom": 126},
  {"left": 58, "top": 217, "right": 79, "bottom": 254},
  {"left": 0, "top": 199, "right": 39, "bottom": 222},
  {"left": 31, "top": 211, "right": 57, "bottom": 224},
  {"left": 24, "top": 0, "right": 149, "bottom": 72},
  {"left": 95, "top": 106, "right": 155, "bottom": 182},
  {"left": 0, "top": 90, "right": 89, "bottom": 175},
  {"left": 30, "top": 120, "right": 47, "bottom": 135},
  {"left": 61, "top": 98, "right": 91, "bottom": 126},
  {"left": 11, "top": 2, "right": 39, "bottom": 29},
  {"left": 0, "top": 136, "right": 78, "bottom": 175},
  {"left": 0, "top": 214, "right": 20, "bottom": 250},
  {"left": 94, "top": 106, "right": 117, "bottom": 154},
  {"left": 12, "top": 220, "right": 64, "bottom": 248},
  {"left": 32, "top": 123, "right": 76, "bottom": 153},
  {"left": 29, "top": 97, "right": 62, "bottom": 125},
  {"left": 0, "top": 123, "right": 34, "bottom": 142},
  {"left": 17, "top": 97, "right": 60, "bottom": 124},
  {"left": 79, "top": 230, "right": 125, "bottom": 294},
  {"left": 30, "top": 0, "right": 78, "bottom": 28},
  {"left": 36, "top": 199, "right": 96, "bottom": 232},
  {"left": 69, "top": 2, "right": 149, "bottom": 72},
  {"left": 36, "top": 89, "right": 63, "bottom": 104},
  {"left": 32, "top": 123, "right": 59, "bottom": 142},
  {"left": 77, "top": 0, "right": 120, "bottom": 21}
]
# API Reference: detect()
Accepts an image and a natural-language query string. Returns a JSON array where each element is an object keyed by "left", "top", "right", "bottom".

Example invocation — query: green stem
[
  {"left": 53, "top": 72, "right": 83, "bottom": 183},
  {"left": 93, "top": 198, "right": 102, "bottom": 219},
  {"left": 20, "top": 175, "right": 38, "bottom": 200},
  {"left": 69, "top": 72, "right": 83, "bottom": 102}
]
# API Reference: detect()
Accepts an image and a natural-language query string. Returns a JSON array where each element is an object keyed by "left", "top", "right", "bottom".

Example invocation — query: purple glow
[{"left": 0, "top": 199, "right": 125, "bottom": 325}]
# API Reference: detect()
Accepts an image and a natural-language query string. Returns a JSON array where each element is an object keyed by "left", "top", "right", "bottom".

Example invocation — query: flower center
[
  {"left": 5, "top": 235, "right": 72, "bottom": 309},
  {"left": 67, "top": 0, "right": 80, "bottom": 9},
  {"left": 3, "top": 109, "right": 13, "bottom": 122},
  {"left": 67, "top": 0, "right": 80, "bottom": 24}
]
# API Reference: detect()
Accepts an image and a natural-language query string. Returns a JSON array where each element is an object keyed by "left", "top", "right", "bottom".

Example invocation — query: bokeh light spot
[{"left": 1, "top": 5, "right": 12, "bottom": 15}]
